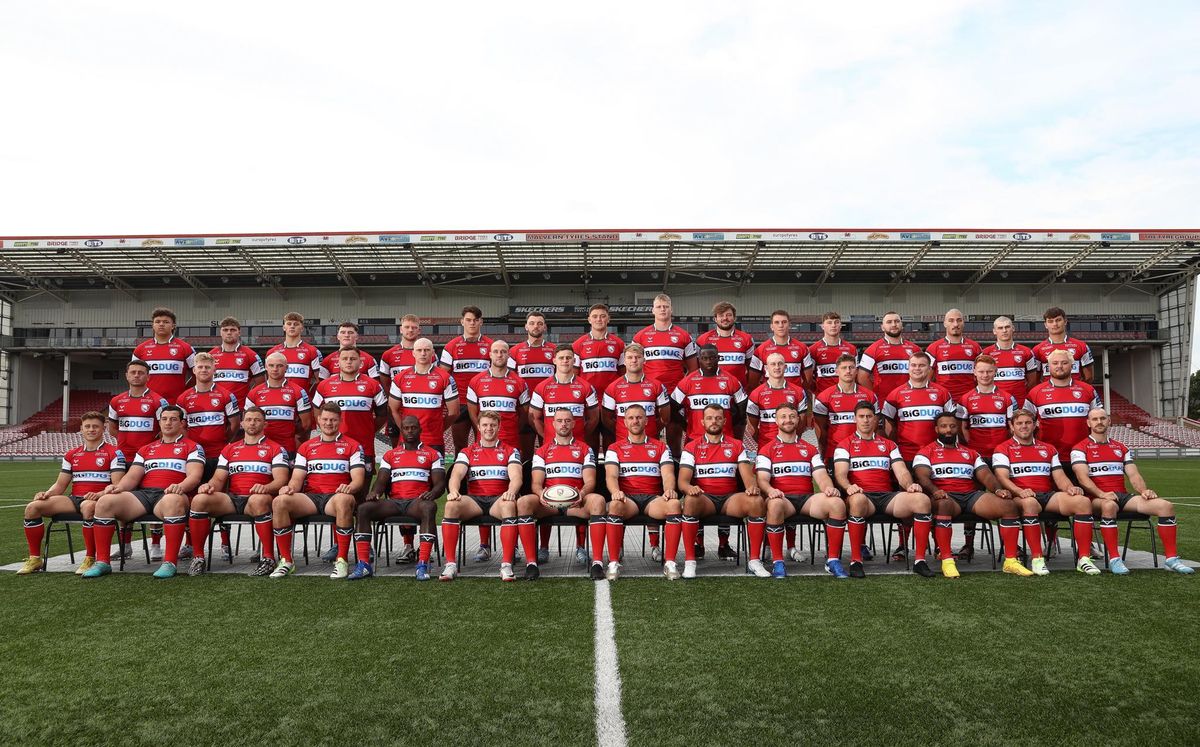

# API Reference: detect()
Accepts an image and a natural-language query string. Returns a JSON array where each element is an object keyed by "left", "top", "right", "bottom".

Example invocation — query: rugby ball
[{"left": 541, "top": 484, "right": 580, "bottom": 510}]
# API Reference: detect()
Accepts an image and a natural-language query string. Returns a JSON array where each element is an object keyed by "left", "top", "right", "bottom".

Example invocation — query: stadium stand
[{"left": 1108, "top": 391, "right": 1157, "bottom": 426}]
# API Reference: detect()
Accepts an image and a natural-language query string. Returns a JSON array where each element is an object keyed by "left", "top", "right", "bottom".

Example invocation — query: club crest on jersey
[
  {"left": 356, "top": 383, "right": 366, "bottom": 392},
  {"left": 790, "top": 351, "right": 798, "bottom": 358},
  {"left": 734, "top": 340, "right": 743, "bottom": 349},
  {"left": 670, "top": 335, "right": 679, "bottom": 343},
  {"left": 607, "top": 344, "right": 614, "bottom": 353},
  {"left": 1072, "top": 391, "right": 1082, "bottom": 399},
  {"left": 283, "top": 392, "right": 292, "bottom": 402},
  {"left": 648, "top": 449, "right": 657, "bottom": 458},
  {"left": 336, "top": 447, "right": 346, "bottom": 455},
  {"left": 571, "top": 448, "right": 581, "bottom": 458},
  {"left": 211, "top": 397, "right": 220, "bottom": 407},
  {"left": 236, "top": 356, "right": 245, "bottom": 365},
  {"left": 960, "top": 450, "right": 969, "bottom": 459},
  {"left": 258, "top": 449, "right": 267, "bottom": 457},
  {"left": 141, "top": 403, "right": 151, "bottom": 413},
  {"left": 506, "top": 383, "right": 515, "bottom": 393},
  {"left": 173, "top": 446, "right": 183, "bottom": 455},
  {"left": 572, "top": 388, "right": 582, "bottom": 397},
  {"left": 723, "top": 447, "right": 733, "bottom": 457},
  {"left": 1038, "top": 448, "right": 1048, "bottom": 457},
  {"left": 928, "top": 392, "right": 937, "bottom": 401},
  {"left": 877, "top": 443, "right": 885, "bottom": 453},
  {"left": 298, "top": 352, "right": 307, "bottom": 360},
  {"left": 429, "top": 380, "right": 438, "bottom": 390},
  {"left": 96, "top": 456, "right": 106, "bottom": 466},
  {"left": 718, "top": 381, "right": 727, "bottom": 390},
  {"left": 993, "top": 397, "right": 1003, "bottom": 407},
  {"left": 169, "top": 347, "right": 178, "bottom": 356}
]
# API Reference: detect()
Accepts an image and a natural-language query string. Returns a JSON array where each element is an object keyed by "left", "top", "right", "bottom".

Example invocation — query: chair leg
[
  {"left": 140, "top": 524, "right": 151, "bottom": 565},
  {"left": 64, "top": 523, "right": 76, "bottom": 564},
  {"left": 1149, "top": 519, "right": 1159, "bottom": 567}
]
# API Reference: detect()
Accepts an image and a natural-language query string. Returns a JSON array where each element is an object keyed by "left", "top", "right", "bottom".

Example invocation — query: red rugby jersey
[
  {"left": 858, "top": 337, "right": 924, "bottom": 399},
  {"left": 755, "top": 437, "right": 825, "bottom": 495},
  {"left": 746, "top": 381, "right": 808, "bottom": 450},
  {"left": 990, "top": 438, "right": 1062, "bottom": 493},
  {"left": 926, "top": 337, "right": 983, "bottom": 400},
  {"left": 133, "top": 435, "right": 205, "bottom": 490},
  {"left": 912, "top": 440, "right": 986, "bottom": 493},
  {"left": 1032, "top": 337, "right": 1093, "bottom": 381},
  {"left": 317, "top": 348, "right": 379, "bottom": 381},
  {"left": 808, "top": 338, "right": 857, "bottom": 393},
  {"left": 507, "top": 341, "right": 557, "bottom": 391},
  {"left": 466, "top": 370, "right": 529, "bottom": 449},
  {"left": 671, "top": 370, "right": 747, "bottom": 440},
  {"left": 454, "top": 441, "right": 520, "bottom": 496},
  {"left": 812, "top": 384, "right": 878, "bottom": 460},
  {"left": 132, "top": 336, "right": 196, "bottom": 403},
  {"left": 957, "top": 387, "right": 1016, "bottom": 459},
  {"left": 377, "top": 444, "right": 444, "bottom": 499},
  {"left": 209, "top": 344, "right": 264, "bottom": 403},
  {"left": 293, "top": 434, "right": 366, "bottom": 493},
  {"left": 1024, "top": 379, "right": 1101, "bottom": 461},
  {"left": 572, "top": 333, "right": 625, "bottom": 396},
  {"left": 108, "top": 389, "right": 170, "bottom": 462},
  {"left": 881, "top": 382, "right": 956, "bottom": 462},
  {"left": 378, "top": 344, "right": 416, "bottom": 379},
  {"left": 1070, "top": 436, "right": 1131, "bottom": 494},
  {"left": 834, "top": 434, "right": 903, "bottom": 493},
  {"left": 531, "top": 376, "right": 598, "bottom": 441},
  {"left": 312, "top": 375, "right": 386, "bottom": 458},
  {"left": 749, "top": 337, "right": 812, "bottom": 386},
  {"left": 176, "top": 385, "right": 240, "bottom": 459},
  {"left": 245, "top": 381, "right": 311, "bottom": 447},
  {"left": 388, "top": 366, "right": 457, "bottom": 449},
  {"left": 602, "top": 375, "right": 670, "bottom": 441},
  {"left": 632, "top": 324, "right": 697, "bottom": 392},
  {"left": 217, "top": 437, "right": 290, "bottom": 495},
  {"left": 679, "top": 435, "right": 750, "bottom": 496},
  {"left": 62, "top": 443, "right": 126, "bottom": 497},
  {"left": 605, "top": 437, "right": 672, "bottom": 495},
  {"left": 982, "top": 343, "right": 1037, "bottom": 405},
  {"left": 266, "top": 340, "right": 323, "bottom": 392},
  {"left": 533, "top": 438, "right": 596, "bottom": 489},
  {"left": 696, "top": 328, "right": 755, "bottom": 387},
  {"left": 439, "top": 335, "right": 494, "bottom": 401}
]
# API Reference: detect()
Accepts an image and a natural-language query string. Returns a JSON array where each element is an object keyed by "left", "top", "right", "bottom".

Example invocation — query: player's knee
[
  {"left": 516, "top": 494, "right": 538, "bottom": 513},
  {"left": 585, "top": 494, "right": 605, "bottom": 513},
  {"left": 23, "top": 503, "right": 41, "bottom": 520},
  {"left": 665, "top": 498, "right": 681, "bottom": 512},
  {"left": 825, "top": 497, "right": 847, "bottom": 519},
  {"left": 417, "top": 500, "right": 436, "bottom": 520},
  {"left": 247, "top": 495, "right": 271, "bottom": 514},
  {"left": 848, "top": 494, "right": 869, "bottom": 515}
]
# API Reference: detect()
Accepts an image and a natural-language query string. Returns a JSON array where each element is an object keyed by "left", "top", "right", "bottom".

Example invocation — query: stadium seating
[
  {"left": 1108, "top": 391, "right": 1158, "bottom": 426},
  {"left": 1107, "top": 425, "right": 1175, "bottom": 449},
  {"left": 1142, "top": 423, "right": 1200, "bottom": 448}
]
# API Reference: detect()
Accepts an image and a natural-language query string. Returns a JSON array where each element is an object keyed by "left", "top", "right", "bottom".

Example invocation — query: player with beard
[
  {"left": 857, "top": 311, "right": 924, "bottom": 399},
  {"left": 926, "top": 308, "right": 983, "bottom": 400},
  {"left": 440, "top": 305, "right": 494, "bottom": 455},
  {"left": 317, "top": 322, "right": 379, "bottom": 381},
  {"left": 267, "top": 312, "right": 322, "bottom": 393},
  {"left": 696, "top": 300, "right": 754, "bottom": 390}
]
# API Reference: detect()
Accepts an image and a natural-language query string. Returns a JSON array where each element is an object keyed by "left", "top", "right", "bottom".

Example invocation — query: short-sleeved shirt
[
  {"left": 834, "top": 434, "right": 903, "bottom": 493},
  {"left": 176, "top": 385, "right": 241, "bottom": 459},
  {"left": 454, "top": 441, "right": 521, "bottom": 496},
  {"left": 508, "top": 341, "right": 557, "bottom": 392},
  {"left": 312, "top": 375, "right": 387, "bottom": 458},
  {"left": 108, "top": 389, "right": 170, "bottom": 462},
  {"left": 633, "top": 324, "right": 697, "bottom": 392},
  {"left": 533, "top": 439, "right": 596, "bottom": 490},
  {"left": 671, "top": 370, "right": 748, "bottom": 441},
  {"left": 217, "top": 437, "right": 290, "bottom": 495},
  {"left": 755, "top": 438, "right": 825, "bottom": 495},
  {"left": 378, "top": 344, "right": 416, "bottom": 379},
  {"left": 132, "top": 336, "right": 196, "bottom": 403},
  {"left": 266, "top": 341, "right": 323, "bottom": 392},
  {"left": 912, "top": 441, "right": 986, "bottom": 493},
  {"left": 209, "top": 344, "right": 265, "bottom": 403},
  {"left": 696, "top": 328, "right": 755, "bottom": 388},
  {"left": 812, "top": 384, "right": 877, "bottom": 460},
  {"left": 245, "top": 382, "right": 312, "bottom": 447},
  {"left": 134, "top": 436, "right": 205, "bottom": 490},
  {"left": 1032, "top": 337, "right": 1094, "bottom": 381},
  {"left": 1070, "top": 436, "right": 1132, "bottom": 494},
  {"left": 1024, "top": 379, "right": 1102, "bottom": 461},
  {"left": 926, "top": 337, "right": 983, "bottom": 400},
  {"left": 466, "top": 370, "right": 530, "bottom": 449},
  {"left": 746, "top": 381, "right": 808, "bottom": 450},
  {"left": 679, "top": 436, "right": 751, "bottom": 496},
  {"left": 605, "top": 438, "right": 672, "bottom": 496},
  {"left": 62, "top": 444, "right": 126, "bottom": 497},
  {"left": 881, "top": 383, "right": 956, "bottom": 462},
  {"left": 531, "top": 376, "right": 598, "bottom": 442},
  {"left": 377, "top": 444, "right": 444, "bottom": 499},
  {"left": 858, "top": 337, "right": 924, "bottom": 399},
  {"left": 294, "top": 434, "right": 366, "bottom": 493},
  {"left": 572, "top": 333, "right": 625, "bottom": 396},
  {"left": 808, "top": 338, "right": 857, "bottom": 393},
  {"left": 749, "top": 337, "right": 812, "bottom": 385},
  {"left": 439, "top": 335, "right": 494, "bottom": 402},
  {"left": 982, "top": 343, "right": 1037, "bottom": 405},
  {"left": 389, "top": 366, "right": 458, "bottom": 449},
  {"left": 991, "top": 438, "right": 1062, "bottom": 493},
  {"left": 317, "top": 349, "right": 379, "bottom": 381},
  {"left": 603, "top": 375, "right": 670, "bottom": 441},
  {"left": 957, "top": 388, "right": 1017, "bottom": 459}
]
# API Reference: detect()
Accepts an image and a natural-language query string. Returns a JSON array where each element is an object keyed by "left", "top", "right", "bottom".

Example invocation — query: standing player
[
  {"left": 672, "top": 345, "right": 748, "bottom": 443},
  {"left": 16, "top": 412, "right": 126, "bottom": 576},
  {"left": 696, "top": 301, "right": 754, "bottom": 390},
  {"left": 633, "top": 293, "right": 698, "bottom": 455},
  {"left": 756, "top": 403, "right": 848, "bottom": 579},
  {"left": 572, "top": 303, "right": 626, "bottom": 430},
  {"left": 677, "top": 405, "right": 770, "bottom": 578},
  {"left": 834, "top": 402, "right": 935, "bottom": 578},
  {"left": 312, "top": 348, "right": 387, "bottom": 465},
  {"left": 107, "top": 360, "right": 169, "bottom": 557},
  {"left": 926, "top": 308, "right": 983, "bottom": 400},
  {"left": 991, "top": 409, "right": 1101, "bottom": 575},
  {"left": 857, "top": 311, "right": 924, "bottom": 399},
  {"left": 813, "top": 355, "right": 878, "bottom": 461},
  {"left": 245, "top": 351, "right": 313, "bottom": 452},
  {"left": 748, "top": 309, "right": 812, "bottom": 391},
  {"left": 1024, "top": 350, "right": 1102, "bottom": 463},
  {"left": 268, "top": 402, "right": 367, "bottom": 580},
  {"left": 746, "top": 352, "right": 808, "bottom": 452},
  {"left": 186, "top": 406, "right": 290, "bottom": 576},
  {"left": 209, "top": 316, "right": 264, "bottom": 404},
  {"left": 509, "top": 311, "right": 557, "bottom": 506},
  {"left": 268, "top": 312, "right": 323, "bottom": 393},
  {"left": 133, "top": 307, "right": 196, "bottom": 404},
  {"left": 82, "top": 406, "right": 205, "bottom": 579},
  {"left": 438, "top": 411, "right": 523, "bottom": 582},
  {"left": 808, "top": 311, "right": 856, "bottom": 395},
  {"left": 912, "top": 413, "right": 1033, "bottom": 579},
  {"left": 388, "top": 336, "right": 459, "bottom": 456},
  {"left": 317, "top": 322, "right": 379, "bottom": 381},
  {"left": 515, "top": 408, "right": 608, "bottom": 580},
  {"left": 349, "top": 415, "right": 445, "bottom": 581},
  {"left": 881, "top": 353, "right": 956, "bottom": 463},
  {"left": 1033, "top": 307, "right": 1094, "bottom": 383},
  {"left": 604, "top": 405, "right": 683, "bottom": 580},
  {"left": 1072, "top": 408, "right": 1194, "bottom": 575},
  {"left": 440, "top": 305, "right": 494, "bottom": 454},
  {"left": 983, "top": 315, "right": 1038, "bottom": 406},
  {"left": 379, "top": 313, "right": 424, "bottom": 385}
]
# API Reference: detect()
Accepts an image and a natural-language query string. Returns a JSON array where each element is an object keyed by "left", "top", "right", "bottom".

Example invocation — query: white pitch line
[
  {"left": 0, "top": 504, "right": 30, "bottom": 510},
  {"left": 593, "top": 581, "right": 628, "bottom": 747}
]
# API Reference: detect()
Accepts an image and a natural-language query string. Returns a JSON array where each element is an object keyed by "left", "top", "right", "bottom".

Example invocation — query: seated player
[
  {"left": 186, "top": 406, "right": 291, "bottom": 576},
  {"left": 439, "top": 411, "right": 523, "bottom": 582},
  {"left": 1071, "top": 407, "right": 1194, "bottom": 575},
  {"left": 756, "top": 402, "right": 848, "bottom": 579},
  {"left": 268, "top": 402, "right": 367, "bottom": 580},
  {"left": 516, "top": 408, "right": 608, "bottom": 580},
  {"left": 678, "top": 404, "right": 770, "bottom": 579},
  {"left": 348, "top": 415, "right": 445, "bottom": 581},
  {"left": 17, "top": 412, "right": 126, "bottom": 575},
  {"left": 604, "top": 404, "right": 683, "bottom": 580},
  {"left": 833, "top": 402, "right": 935, "bottom": 578},
  {"left": 746, "top": 352, "right": 808, "bottom": 452},
  {"left": 991, "top": 409, "right": 1100, "bottom": 575},
  {"left": 83, "top": 405, "right": 205, "bottom": 579}
]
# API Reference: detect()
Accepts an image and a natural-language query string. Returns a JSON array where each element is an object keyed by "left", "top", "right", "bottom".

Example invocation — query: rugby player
[
  {"left": 813, "top": 354, "right": 878, "bottom": 461},
  {"left": 926, "top": 308, "right": 983, "bottom": 400},
  {"left": 516, "top": 408, "right": 607, "bottom": 580},
  {"left": 633, "top": 293, "right": 697, "bottom": 455},
  {"left": 311, "top": 347, "right": 387, "bottom": 465},
  {"left": 881, "top": 352, "right": 956, "bottom": 463},
  {"left": 912, "top": 413, "right": 1033, "bottom": 578},
  {"left": 269, "top": 402, "right": 367, "bottom": 579},
  {"left": 509, "top": 311, "right": 557, "bottom": 483},
  {"left": 349, "top": 415, "right": 445, "bottom": 581},
  {"left": 186, "top": 406, "right": 290, "bottom": 576},
  {"left": 1033, "top": 306, "right": 1094, "bottom": 383},
  {"left": 107, "top": 360, "right": 169, "bottom": 558},
  {"left": 439, "top": 411, "right": 523, "bottom": 582},
  {"left": 678, "top": 405, "right": 770, "bottom": 578},
  {"left": 267, "top": 312, "right": 322, "bottom": 393},
  {"left": 440, "top": 305, "right": 493, "bottom": 454},
  {"left": 317, "top": 322, "right": 379, "bottom": 381},
  {"left": 246, "top": 351, "right": 313, "bottom": 452},
  {"left": 983, "top": 315, "right": 1037, "bottom": 406},
  {"left": 747, "top": 309, "right": 812, "bottom": 391},
  {"left": 991, "top": 409, "right": 1101, "bottom": 575},
  {"left": 1024, "top": 350, "right": 1102, "bottom": 462},
  {"left": 378, "top": 313, "right": 424, "bottom": 384},
  {"left": 572, "top": 303, "right": 626, "bottom": 438},
  {"left": 604, "top": 404, "right": 683, "bottom": 580},
  {"left": 1071, "top": 408, "right": 1194, "bottom": 575},
  {"left": 808, "top": 311, "right": 856, "bottom": 394},
  {"left": 209, "top": 316, "right": 264, "bottom": 403},
  {"left": 746, "top": 352, "right": 808, "bottom": 452},
  {"left": 953, "top": 354, "right": 1017, "bottom": 559},
  {"left": 834, "top": 402, "right": 935, "bottom": 578},
  {"left": 857, "top": 311, "right": 924, "bottom": 399},
  {"left": 17, "top": 412, "right": 126, "bottom": 576},
  {"left": 83, "top": 405, "right": 205, "bottom": 579},
  {"left": 756, "top": 402, "right": 848, "bottom": 579},
  {"left": 696, "top": 300, "right": 754, "bottom": 389},
  {"left": 132, "top": 306, "right": 196, "bottom": 403}
]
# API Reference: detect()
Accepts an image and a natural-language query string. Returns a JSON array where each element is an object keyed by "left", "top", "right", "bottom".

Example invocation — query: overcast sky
[{"left": 3, "top": 2, "right": 1199, "bottom": 361}]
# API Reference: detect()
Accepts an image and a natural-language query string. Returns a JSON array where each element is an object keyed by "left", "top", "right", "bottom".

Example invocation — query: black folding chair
[
  {"left": 42, "top": 512, "right": 85, "bottom": 565},
  {"left": 374, "top": 516, "right": 442, "bottom": 567}
]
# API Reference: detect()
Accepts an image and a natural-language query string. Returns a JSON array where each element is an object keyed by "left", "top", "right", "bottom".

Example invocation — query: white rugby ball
[{"left": 541, "top": 484, "right": 580, "bottom": 509}]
